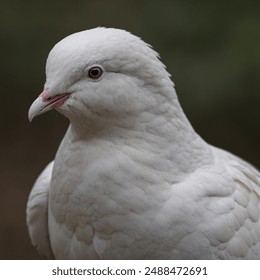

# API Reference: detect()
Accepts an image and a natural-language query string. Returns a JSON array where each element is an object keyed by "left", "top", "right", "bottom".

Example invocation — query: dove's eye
[{"left": 88, "top": 66, "right": 103, "bottom": 80}]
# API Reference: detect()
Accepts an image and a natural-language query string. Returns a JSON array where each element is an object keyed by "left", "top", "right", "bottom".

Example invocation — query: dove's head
[{"left": 28, "top": 27, "right": 175, "bottom": 124}]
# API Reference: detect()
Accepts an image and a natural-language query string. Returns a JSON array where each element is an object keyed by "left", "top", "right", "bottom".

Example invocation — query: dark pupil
[{"left": 90, "top": 68, "right": 100, "bottom": 77}]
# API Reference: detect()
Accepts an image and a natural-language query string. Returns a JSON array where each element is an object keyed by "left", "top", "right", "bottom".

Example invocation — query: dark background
[{"left": 1, "top": 0, "right": 259, "bottom": 259}]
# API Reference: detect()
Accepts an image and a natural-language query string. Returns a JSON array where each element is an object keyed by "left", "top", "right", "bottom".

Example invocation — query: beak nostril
[{"left": 40, "top": 89, "right": 52, "bottom": 102}]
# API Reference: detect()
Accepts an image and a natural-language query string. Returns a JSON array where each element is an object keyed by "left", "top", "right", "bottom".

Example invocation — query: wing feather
[{"left": 26, "top": 161, "right": 54, "bottom": 259}]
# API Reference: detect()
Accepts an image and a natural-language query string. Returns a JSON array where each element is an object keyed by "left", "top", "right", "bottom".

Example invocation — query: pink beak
[{"left": 28, "top": 90, "right": 70, "bottom": 121}]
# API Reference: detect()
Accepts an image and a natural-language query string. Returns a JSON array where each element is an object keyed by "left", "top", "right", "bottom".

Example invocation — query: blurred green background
[{"left": 0, "top": 0, "right": 259, "bottom": 259}]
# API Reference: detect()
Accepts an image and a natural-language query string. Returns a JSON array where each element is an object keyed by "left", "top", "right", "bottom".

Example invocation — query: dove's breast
[
  {"left": 46, "top": 127, "right": 200, "bottom": 259},
  {"left": 47, "top": 127, "right": 260, "bottom": 259}
]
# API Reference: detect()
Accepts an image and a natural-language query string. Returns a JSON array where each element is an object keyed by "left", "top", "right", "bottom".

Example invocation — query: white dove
[{"left": 27, "top": 27, "right": 260, "bottom": 259}]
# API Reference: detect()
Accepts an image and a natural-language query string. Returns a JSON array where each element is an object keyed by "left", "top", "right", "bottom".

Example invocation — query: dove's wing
[
  {"left": 210, "top": 148, "right": 260, "bottom": 259},
  {"left": 26, "top": 161, "right": 54, "bottom": 259}
]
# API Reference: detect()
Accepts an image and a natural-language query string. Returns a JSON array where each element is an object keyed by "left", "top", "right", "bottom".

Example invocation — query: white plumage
[{"left": 27, "top": 27, "right": 260, "bottom": 259}]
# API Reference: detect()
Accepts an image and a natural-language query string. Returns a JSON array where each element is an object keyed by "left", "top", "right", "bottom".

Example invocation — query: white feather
[{"left": 26, "top": 161, "right": 54, "bottom": 259}]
